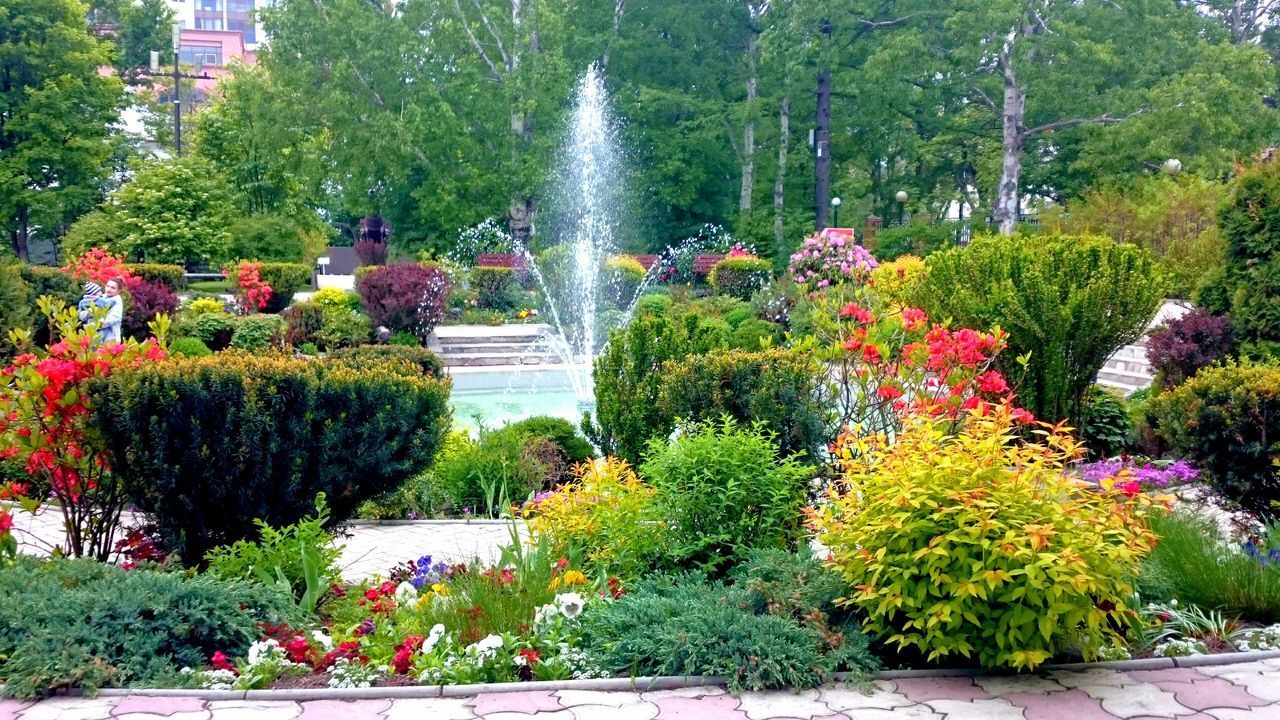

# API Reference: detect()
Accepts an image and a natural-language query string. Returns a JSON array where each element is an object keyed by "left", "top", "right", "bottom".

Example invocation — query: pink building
[{"left": 176, "top": 28, "right": 255, "bottom": 93}]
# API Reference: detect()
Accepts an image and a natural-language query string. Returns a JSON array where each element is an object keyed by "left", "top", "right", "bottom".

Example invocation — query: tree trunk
[
  {"left": 995, "top": 59, "right": 1025, "bottom": 236},
  {"left": 601, "top": 0, "right": 626, "bottom": 71},
  {"left": 11, "top": 207, "right": 30, "bottom": 262},
  {"left": 739, "top": 35, "right": 758, "bottom": 212},
  {"left": 510, "top": 195, "right": 535, "bottom": 248},
  {"left": 774, "top": 96, "right": 790, "bottom": 256},
  {"left": 814, "top": 67, "right": 832, "bottom": 230}
]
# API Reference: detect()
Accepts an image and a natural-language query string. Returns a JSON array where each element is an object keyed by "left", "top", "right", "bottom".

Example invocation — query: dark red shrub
[
  {"left": 123, "top": 279, "right": 179, "bottom": 341},
  {"left": 356, "top": 263, "right": 449, "bottom": 341},
  {"left": 1146, "top": 309, "right": 1235, "bottom": 388},
  {"left": 354, "top": 238, "right": 389, "bottom": 266}
]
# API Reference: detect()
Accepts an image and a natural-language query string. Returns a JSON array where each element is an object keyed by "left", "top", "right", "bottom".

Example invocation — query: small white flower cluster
[
  {"left": 1234, "top": 624, "right": 1280, "bottom": 652},
  {"left": 533, "top": 592, "right": 587, "bottom": 634},
  {"left": 395, "top": 581, "right": 418, "bottom": 604},
  {"left": 1095, "top": 644, "right": 1132, "bottom": 662},
  {"left": 1153, "top": 638, "right": 1209, "bottom": 657},
  {"left": 425, "top": 623, "right": 447, "bottom": 652},
  {"left": 180, "top": 667, "right": 237, "bottom": 691},
  {"left": 557, "top": 644, "right": 609, "bottom": 679},
  {"left": 328, "top": 657, "right": 383, "bottom": 689},
  {"left": 462, "top": 633, "right": 505, "bottom": 666}
]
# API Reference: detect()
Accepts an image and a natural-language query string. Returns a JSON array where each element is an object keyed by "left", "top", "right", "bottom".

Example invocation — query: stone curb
[
  {"left": 17, "top": 650, "right": 1278, "bottom": 703},
  {"left": 344, "top": 519, "right": 518, "bottom": 527}
]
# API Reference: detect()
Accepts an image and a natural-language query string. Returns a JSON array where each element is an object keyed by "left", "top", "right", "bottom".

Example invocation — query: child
[{"left": 77, "top": 281, "right": 109, "bottom": 325}]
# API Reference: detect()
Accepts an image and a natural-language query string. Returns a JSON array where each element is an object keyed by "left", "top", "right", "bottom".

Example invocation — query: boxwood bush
[
  {"left": 329, "top": 344, "right": 444, "bottom": 377},
  {"left": 0, "top": 556, "right": 302, "bottom": 698},
  {"left": 470, "top": 266, "right": 522, "bottom": 312},
  {"left": 709, "top": 255, "right": 772, "bottom": 300},
  {"left": 1148, "top": 361, "right": 1280, "bottom": 520},
  {"left": 91, "top": 353, "right": 452, "bottom": 562},
  {"left": 229, "top": 313, "right": 286, "bottom": 351},
  {"left": 125, "top": 263, "right": 186, "bottom": 290}
]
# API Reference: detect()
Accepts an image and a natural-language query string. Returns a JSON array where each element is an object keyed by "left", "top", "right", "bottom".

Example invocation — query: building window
[
  {"left": 227, "top": 18, "right": 255, "bottom": 44},
  {"left": 195, "top": 17, "right": 224, "bottom": 30},
  {"left": 198, "top": 0, "right": 223, "bottom": 11},
  {"left": 179, "top": 45, "right": 223, "bottom": 67},
  {"left": 229, "top": 0, "right": 254, "bottom": 12}
]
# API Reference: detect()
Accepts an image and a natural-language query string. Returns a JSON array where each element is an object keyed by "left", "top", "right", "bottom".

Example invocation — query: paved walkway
[{"left": 4, "top": 660, "right": 1280, "bottom": 719}]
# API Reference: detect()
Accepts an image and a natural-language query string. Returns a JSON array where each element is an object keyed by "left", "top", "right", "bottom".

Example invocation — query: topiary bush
[
  {"left": 188, "top": 312, "right": 238, "bottom": 352},
  {"left": 329, "top": 344, "right": 444, "bottom": 377},
  {"left": 503, "top": 415, "right": 596, "bottom": 464},
  {"left": 17, "top": 265, "right": 78, "bottom": 346},
  {"left": 356, "top": 262, "right": 449, "bottom": 342},
  {"left": 169, "top": 337, "right": 212, "bottom": 358},
  {"left": 91, "top": 353, "right": 452, "bottom": 562},
  {"left": 1215, "top": 155, "right": 1280, "bottom": 355},
  {"left": 1145, "top": 309, "right": 1235, "bottom": 389},
  {"left": 911, "top": 234, "right": 1165, "bottom": 426},
  {"left": 869, "top": 255, "right": 927, "bottom": 309},
  {"left": 584, "top": 313, "right": 729, "bottom": 465},
  {"left": 317, "top": 308, "right": 373, "bottom": 349},
  {"left": 229, "top": 313, "right": 286, "bottom": 351},
  {"left": 122, "top": 279, "right": 178, "bottom": 341},
  {"left": 812, "top": 404, "right": 1156, "bottom": 670},
  {"left": 1147, "top": 361, "right": 1280, "bottom": 520},
  {"left": 603, "top": 255, "right": 647, "bottom": 309},
  {"left": 469, "top": 266, "right": 522, "bottom": 312},
  {"left": 729, "top": 318, "right": 784, "bottom": 350},
  {"left": 640, "top": 418, "right": 814, "bottom": 574},
  {"left": 657, "top": 348, "right": 827, "bottom": 462},
  {"left": 125, "top": 263, "right": 186, "bottom": 290},
  {"left": 709, "top": 255, "right": 772, "bottom": 301},
  {"left": 0, "top": 556, "right": 302, "bottom": 698}
]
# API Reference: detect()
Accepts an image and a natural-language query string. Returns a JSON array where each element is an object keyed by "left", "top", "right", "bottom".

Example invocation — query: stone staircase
[
  {"left": 1096, "top": 300, "right": 1192, "bottom": 395},
  {"left": 433, "top": 324, "right": 562, "bottom": 367}
]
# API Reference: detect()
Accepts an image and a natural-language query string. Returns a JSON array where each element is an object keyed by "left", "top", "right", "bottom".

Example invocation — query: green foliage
[
  {"left": 18, "top": 264, "right": 78, "bottom": 346},
  {"left": 814, "top": 408, "right": 1155, "bottom": 670},
  {"left": 91, "top": 353, "right": 452, "bottom": 562},
  {"left": 603, "top": 255, "right": 647, "bottom": 309},
  {"left": 0, "top": 264, "right": 32, "bottom": 357},
  {"left": 62, "top": 210, "right": 122, "bottom": 259},
  {"left": 581, "top": 573, "right": 874, "bottom": 692},
  {"left": 229, "top": 314, "right": 286, "bottom": 352},
  {"left": 1216, "top": 156, "right": 1280, "bottom": 354},
  {"left": 634, "top": 292, "right": 673, "bottom": 319},
  {"left": 470, "top": 266, "right": 523, "bottom": 311},
  {"left": 356, "top": 467, "right": 447, "bottom": 520},
  {"left": 434, "top": 428, "right": 561, "bottom": 516},
  {"left": 0, "top": 0, "right": 123, "bottom": 262},
  {"left": 168, "top": 337, "right": 212, "bottom": 358},
  {"left": 205, "top": 495, "right": 342, "bottom": 613},
  {"left": 641, "top": 418, "right": 814, "bottom": 574},
  {"left": 503, "top": 415, "right": 596, "bottom": 464},
  {"left": 227, "top": 214, "right": 329, "bottom": 266},
  {"left": 1139, "top": 510, "right": 1280, "bottom": 623},
  {"left": 108, "top": 157, "right": 239, "bottom": 266},
  {"left": 729, "top": 318, "right": 784, "bottom": 349},
  {"left": 188, "top": 313, "right": 238, "bottom": 352},
  {"left": 1046, "top": 176, "right": 1227, "bottom": 298},
  {"left": 709, "top": 255, "right": 773, "bottom": 300},
  {"left": 316, "top": 308, "right": 373, "bottom": 350},
  {"left": 912, "top": 234, "right": 1165, "bottom": 426},
  {"left": 1078, "top": 385, "right": 1136, "bottom": 460},
  {"left": 329, "top": 344, "right": 444, "bottom": 377},
  {"left": 0, "top": 556, "right": 301, "bottom": 698},
  {"left": 1148, "top": 361, "right": 1280, "bottom": 520},
  {"left": 658, "top": 349, "right": 827, "bottom": 461},
  {"left": 125, "top": 263, "right": 187, "bottom": 290},
  {"left": 584, "top": 313, "right": 729, "bottom": 465},
  {"left": 871, "top": 222, "right": 958, "bottom": 262}
]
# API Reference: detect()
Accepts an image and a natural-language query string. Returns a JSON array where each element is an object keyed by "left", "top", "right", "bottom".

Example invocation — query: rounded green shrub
[
  {"left": 229, "top": 313, "right": 286, "bottom": 351},
  {"left": 329, "top": 344, "right": 444, "bottom": 377},
  {"left": 434, "top": 429, "right": 557, "bottom": 516},
  {"left": 603, "top": 255, "right": 646, "bottom": 309},
  {"left": 640, "top": 418, "right": 814, "bottom": 574},
  {"left": 125, "top": 263, "right": 187, "bottom": 290},
  {"left": 0, "top": 264, "right": 32, "bottom": 357},
  {"left": 710, "top": 255, "right": 772, "bottom": 300},
  {"left": 1148, "top": 361, "right": 1280, "bottom": 520},
  {"left": 504, "top": 415, "right": 596, "bottom": 464},
  {"left": 189, "top": 312, "right": 238, "bottom": 351},
  {"left": 1078, "top": 385, "right": 1135, "bottom": 460},
  {"left": 470, "top": 266, "right": 522, "bottom": 312},
  {"left": 169, "top": 336, "right": 212, "bottom": 358},
  {"left": 91, "top": 353, "right": 453, "bottom": 562}
]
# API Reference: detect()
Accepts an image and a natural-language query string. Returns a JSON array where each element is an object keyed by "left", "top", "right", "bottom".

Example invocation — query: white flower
[
  {"left": 395, "top": 581, "right": 418, "bottom": 603},
  {"left": 555, "top": 592, "right": 585, "bottom": 619},
  {"left": 477, "top": 634, "right": 504, "bottom": 651},
  {"left": 311, "top": 630, "right": 334, "bottom": 651},
  {"left": 247, "top": 639, "right": 283, "bottom": 666},
  {"left": 424, "top": 623, "right": 447, "bottom": 652},
  {"left": 533, "top": 603, "right": 559, "bottom": 630}
]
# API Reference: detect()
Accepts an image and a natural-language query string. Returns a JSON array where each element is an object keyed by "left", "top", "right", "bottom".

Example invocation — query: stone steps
[
  {"left": 434, "top": 324, "right": 560, "bottom": 368},
  {"left": 1095, "top": 300, "right": 1192, "bottom": 395}
]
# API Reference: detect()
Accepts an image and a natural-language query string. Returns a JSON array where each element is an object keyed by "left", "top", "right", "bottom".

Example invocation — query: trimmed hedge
[
  {"left": 125, "top": 263, "right": 187, "bottom": 290},
  {"left": 329, "top": 344, "right": 444, "bottom": 377},
  {"left": 255, "top": 263, "right": 312, "bottom": 313},
  {"left": 470, "top": 266, "right": 522, "bottom": 312},
  {"left": 91, "top": 353, "right": 453, "bottom": 562},
  {"left": 229, "top": 313, "right": 286, "bottom": 351},
  {"left": 0, "top": 264, "right": 32, "bottom": 357},
  {"left": 604, "top": 255, "right": 647, "bottom": 309},
  {"left": 709, "top": 255, "right": 772, "bottom": 301}
]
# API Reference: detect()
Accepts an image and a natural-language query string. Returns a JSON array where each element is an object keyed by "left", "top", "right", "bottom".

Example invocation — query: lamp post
[
  {"left": 894, "top": 190, "right": 908, "bottom": 225},
  {"left": 172, "top": 21, "right": 182, "bottom": 157},
  {"left": 831, "top": 196, "right": 842, "bottom": 228},
  {"left": 1163, "top": 158, "right": 1182, "bottom": 176}
]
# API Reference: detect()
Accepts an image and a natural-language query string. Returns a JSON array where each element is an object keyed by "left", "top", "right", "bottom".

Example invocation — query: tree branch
[
  {"left": 471, "top": 0, "right": 511, "bottom": 71},
  {"left": 451, "top": 0, "right": 503, "bottom": 80},
  {"left": 1024, "top": 106, "right": 1148, "bottom": 137}
]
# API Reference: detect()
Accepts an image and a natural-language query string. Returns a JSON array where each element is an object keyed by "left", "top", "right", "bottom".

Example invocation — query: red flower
[
  {"left": 1010, "top": 407, "right": 1036, "bottom": 424},
  {"left": 284, "top": 635, "right": 313, "bottom": 664},
  {"left": 0, "top": 510, "right": 12, "bottom": 534},
  {"left": 839, "top": 303, "right": 876, "bottom": 325},
  {"left": 976, "top": 370, "right": 1010, "bottom": 395},
  {"left": 392, "top": 636, "right": 425, "bottom": 674},
  {"left": 876, "top": 385, "right": 903, "bottom": 400},
  {"left": 517, "top": 648, "right": 541, "bottom": 665},
  {"left": 1118, "top": 480, "right": 1141, "bottom": 497},
  {"left": 211, "top": 651, "right": 235, "bottom": 672},
  {"left": 901, "top": 307, "right": 928, "bottom": 331},
  {"left": 861, "top": 344, "right": 883, "bottom": 365},
  {"left": 555, "top": 556, "right": 569, "bottom": 570}
]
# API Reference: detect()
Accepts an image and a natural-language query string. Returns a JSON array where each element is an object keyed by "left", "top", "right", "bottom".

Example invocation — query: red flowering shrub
[
  {"left": 356, "top": 263, "right": 450, "bottom": 342},
  {"left": 228, "top": 261, "right": 274, "bottom": 314},
  {"left": 63, "top": 247, "right": 136, "bottom": 287},
  {"left": 0, "top": 298, "right": 167, "bottom": 559},
  {"left": 123, "top": 279, "right": 179, "bottom": 341}
]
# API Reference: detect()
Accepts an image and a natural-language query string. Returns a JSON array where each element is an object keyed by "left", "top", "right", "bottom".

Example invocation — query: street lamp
[
  {"left": 1163, "top": 158, "right": 1183, "bottom": 176},
  {"left": 831, "top": 196, "right": 842, "bottom": 227},
  {"left": 894, "top": 190, "right": 908, "bottom": 225}
]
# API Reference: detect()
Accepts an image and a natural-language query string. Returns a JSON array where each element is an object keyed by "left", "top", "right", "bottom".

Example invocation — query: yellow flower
[
  {"left": 561, "top": 570, "right": 587, "bottom": 587},
  {"left": 431, "top": 583, "right": 450, "bottom": 597}
]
